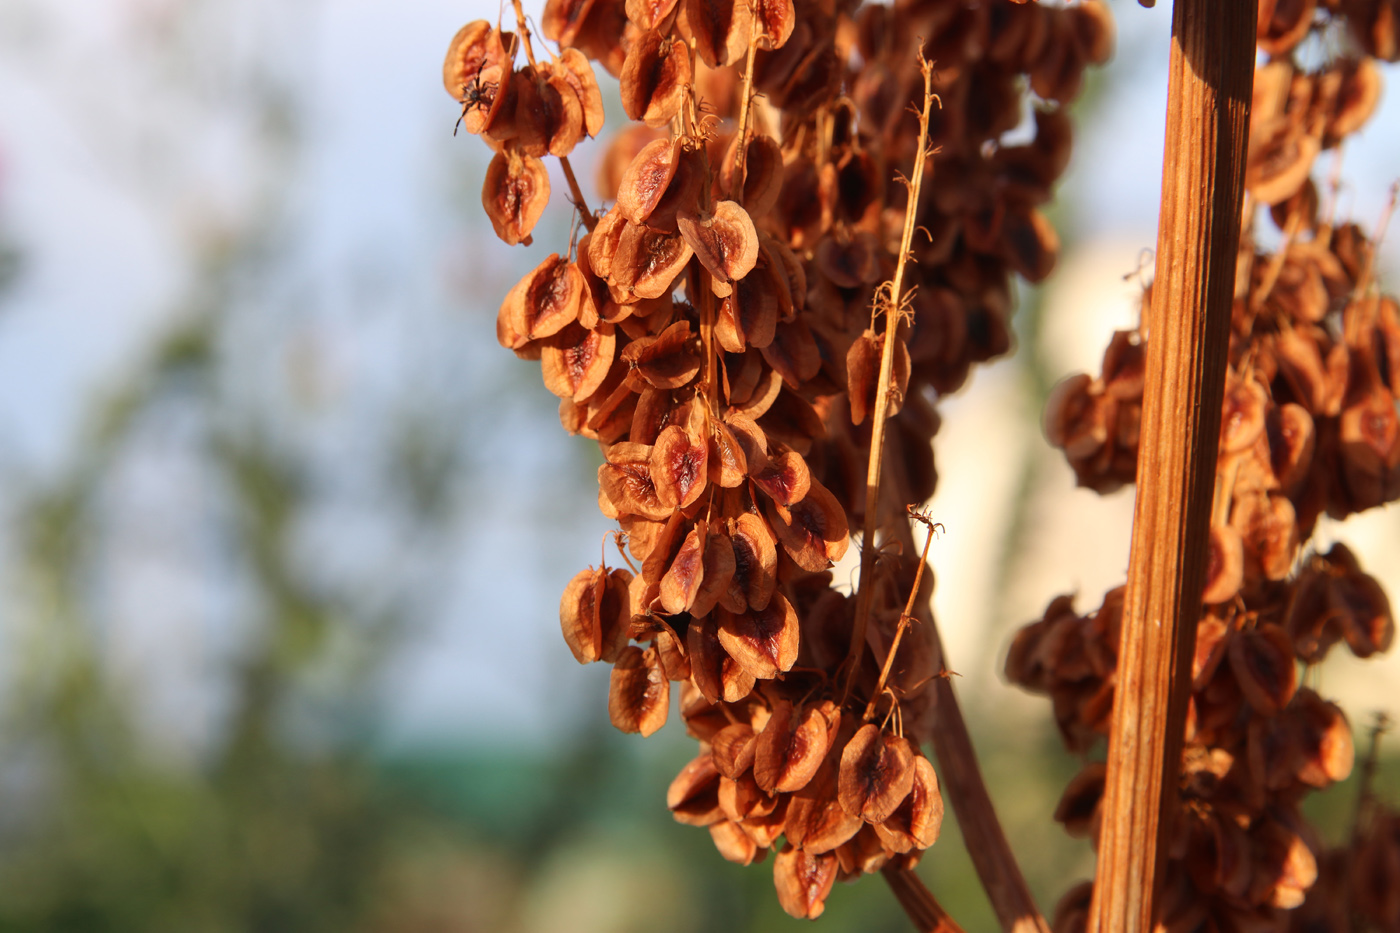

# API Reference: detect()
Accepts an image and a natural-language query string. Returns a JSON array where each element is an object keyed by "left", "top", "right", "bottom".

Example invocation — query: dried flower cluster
[
  {"left": 446, "top": 0, "right": 1112, "bottom": 919},
  {"left": 1014, "top": 4, "right": 1399, "bottom": 931}
]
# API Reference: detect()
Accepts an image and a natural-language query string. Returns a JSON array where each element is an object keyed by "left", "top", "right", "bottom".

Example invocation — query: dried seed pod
[
  {"left": 723, "top": 511, "right": 778, "bottom": 612},
  {"left": 716, "top": 263, "right": 780, "bottom": 352},
  {"left": 443, "top": 22, "right": 515, "bottom": 138},
  {"left": 541, "top": 322, "right": 616, "bottom": 399},
  {"left": 1330, "top": 565, "right": 1395, "bottom": 658},
  {"left": 554, "top": 48, "right": 606, "bottom": 137},
  {"left": 679, "top": 0, "right": 750, "bottom": 67},
  {"left": 688, "top": 613, "right": 757, "bottom": 703},
  {"left": 1230, "top": 491, "right": 1299, "bottom": 582},
  {"left": 616, "top": 137, "right": 679, "bottom": 225},
  {"left": 708, "top": 420, "right": 749, "bottom": 487},
  {"left": 611, "top": 223, "right": 695, "bottom": 300},
  {"left": 711, "top": 722, "right": 758, "bottom": 779},
  {"left": 482, "top": 146, "right": 550, "bottom": 246},
  {"left": 659, "top": 518, "right": 707, "bottom": 613},
  {"left": 667, "top": 753, "right": 725, "bottom": 825},
  {"left": 652, "top": 424, "right": 710, "bottom": 510},
  {"left": 1291, "top": 689, "right": 1354, "bottom": 787},
  {"left": 773, "top": 844, "right": 838, "bottom": 920},
  {"left": 512, "top": 66, "right": 586, "bottom": 158},
  {"left": 609, "top": 644, "right": 670, "bottom": 735},
  {"left": 1227, "top": 624, "right": 1298, "bottom": 717},
  {"left": 770, "top": 479, "right": 850, "bottom": 572},
  {"left": 751, "top": 448, "right": 811, "bottom": 507},
  {"left": 838, "top": 723, "right": 916, "bottom": 823},
  {"left": 847, "top": 329, "right": 912, "bottom": 426},
  {"left": 678, "top": 201, "right": 760, "bottom": 297},
  {"left": 1266, "top": 402, "right": 1315, "bottom": 496},
  {"left": 1053, "top": 762, "right": 1106, "bottom": 840},
  {"left": 542, "top": 0, "right": 600, "bottom": 47},
  {"left": 599, "top": 441, "right": 671, "bottom": 519},
  {"left": 1247, "top": 128, "right": 1321, "bottom": 206},
  {"left": 1338, "top": 384, "right": 1400, "bottom": 510},
  {"left": 560, "top": 565, "right": 633, "bottom": 663},
  {"left": 619, "top": 29, "right": 692, "bottom": 128},
  {"left": 1201, "top": 524, "right": 1245, "bottom": 605},
  {"left": 720, "top": 133, "right": 785, "bottom": 216},
  {"left": 710, "top": 820, "right": 760, "bottom": 864},
  {"left": 1219, "top": 372, "right": 1268, "bottom": 454},
  {"left": 753, "top": 701, "right": 829, "bottom": 794},
  {"left": 689, "top": 530, "right": 737, "bottom": 618},
  {"left": 509, "top": 253, "right": 587, "bottom": 341},
  {"left": 872, "top": 754, "right": 944, "bottom": 853},
  {"left": 625, "top": 0, "right": 679, "bottom": 33},
  {"left": 620, "top": 319, "right": 701, "bottom": 388},
  {"left": 760, "top": 318, "right": 822, "bottom": 389},
  {"left": 716, "top": 591, "right": 799, "bottom": 680}
]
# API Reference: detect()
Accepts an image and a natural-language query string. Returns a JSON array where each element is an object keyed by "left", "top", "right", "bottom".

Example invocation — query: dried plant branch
[
  {"left": 730, "top": 6, "right": 761, "bottom": 202},
  {"left": 881, "top": 864, "right": 967, "bottom": 933},
  {"left": 559, "top": 156, "right": 597, "bottom": 233},
  {"left": 862, "top": 508, "right": 942, "bottom": 722},
  {"left": 840, "top": 53, "right": 937, "bottom": 706},
  {"left": 509, "top": 0, "right": 539, "bottom": 69},
  {"left": 1086, "top": 2, "right": 1257, "bottom": 930}
]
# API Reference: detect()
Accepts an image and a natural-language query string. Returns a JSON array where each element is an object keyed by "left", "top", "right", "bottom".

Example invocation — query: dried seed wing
[
  {"left": 599, "top": 442, "right": 671, "bottom": 520},
  {"left": 620, "top": 319, "right": 701, "bottom": 388},
  {"left": 769, "top": 478, "right": 849, "bottom": 571},
  {"left": 678, "top": 201, "right": 760, "bottom": 294},
  {"left": 753, "top": 701, "right": 829, "bottom": 794},
  {"left": 690, "top": 529, "right": 737, "bottom": 618},
  {"left": 715, "top": 592, "right": 798, "bottom": 680},
  {"left": 1227, "top": 624, "right": 1298, "bottom": 717},
  {"left": 559, "top": 566, "right": 607, "bottom": 663},
  {"left": 619, "top": 30, "right": 692, "bottom": 127},
  {"left": 773, "top": 845, "right": 838, "bottom": 920},
  {"left": 658, "top": 518, "right": 707, "bottom": 614},
  {"left": 616, "top": 137, "right": 679, "bottom": 225},
  {"left": 609, "top": 644, "right": 670, "bottom": 735},
  {"left": 711, "top": 722, "right": 758, "bottom": 779},
  {"left": 687, "top": 614, "right": 757, "bottom": 703},
  {"left": 651, "top": 424, "right": 709, "bottom": 510},
  {"left": 838, "top": 724, "right": 916, "bottom": 823},
  {"left": 482, "top": 146, "right": 550, "bottom": 246},
  {"left": 541, "top": 322, "right": 616, "bottom": 399},
  {"left": 667, "top": 753, "right": 725, "bottom": 825}
]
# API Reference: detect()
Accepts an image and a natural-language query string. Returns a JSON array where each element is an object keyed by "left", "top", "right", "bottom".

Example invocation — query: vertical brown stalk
[
  {"left": 882, "top": 865, "right": 967, "bottom": 933},
  {"left": 1086, "top": 2, "right": 1255, "bottom": 932}
]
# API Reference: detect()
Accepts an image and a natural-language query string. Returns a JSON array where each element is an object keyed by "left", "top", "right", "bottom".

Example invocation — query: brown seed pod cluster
[
  {"left": 449, "top": 0, "right": 1111, "bottom": 917},
  {"left": 1022, "top": 6, "right": 1399, "bottom": 931}
]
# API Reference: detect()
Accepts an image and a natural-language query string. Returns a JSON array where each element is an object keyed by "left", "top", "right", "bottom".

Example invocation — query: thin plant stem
[
  {"left": 881, "top": 865, "right": 967, "bottom": 933},
  {"left": 863, "top": 508, "right": 942, "bottom": 722},
  {"left": 560, "top": 156, "right": 597, "bottom": 233},
  {"left": 839, "top": 53, "right": 938, "bottom": 707}
]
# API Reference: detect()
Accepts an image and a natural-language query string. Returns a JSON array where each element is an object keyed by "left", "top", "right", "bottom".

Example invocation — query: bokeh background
[{"left": 0, "top": 0, "right": 1398, "bottom": 930}]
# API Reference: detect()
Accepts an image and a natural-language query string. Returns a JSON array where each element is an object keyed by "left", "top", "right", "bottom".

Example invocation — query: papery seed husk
[
  {"left": 773, "top": 845, "right": 838, "bottom": 920},
  {"left": 753, "top": 701, "right": 829, "bottom": 794},
  {"left": 678, "top": 201, "right": 760, "bottom": 294},
  {"left": 724, "top": 411, "right": 770, "bottom": 473},
  {"left": 541, "top": 0, "right": 599, "bottom": 46},
  {"left": 688, "top": 614, "right": 757, "bottom": 702},
  {"left": 1228, "top": 624, "right": 1298, "bottom": 717},
  {"left": 710, "top": 819, "right": 760, "bottom": 865},
  {"left": 560, "top": 566, "right": 608, "bottom": 663},
  {"left": 658, "top": 519, "right": 707, "bottom": 614},
  {"left": 838, "top": 723, "right": 916, "bottom": 823},
  {"left": 711, "top": 722, "right": 757, "bottom": 779},
  {"left": 708, "top": 421, "right": 749, "bottom": 488},
  {"left": 1201, "top": 524, "right": 1244, "bottom": 605},
  {"left": 621, "top": 319, "right": 701, "bottom": 388},
  {"left": 651, "top": 424, "right": 709, "bottom": 510},
  {"left": 1053, "top": 761, "right": 1106, "bottom": 839},
  {"left": 619, "top": 29, "right": 692, "bottom": 128},
  {"left": 642, "top": 509, "right": 688, "bottom": 585},
  {"left": 541, "top": 322, "right": 616, "bottom": 399},
  {"left": 723, "top": 511, "right": 778, "bottom": 612},
  {"left": 716, "top": 591, "right": 799, "bottom": 680},
  {"left": 679, "top": 0, "right": 750, "bottom": 68},
  {"left": 599, "top": 442, "right": 671, "bottom": 520},
  {"left": 770, "top": 479, "right": 849, "bottom": 572},
  {"left": 718, "top": 771, "right": 777, "bottom": 822},
  {"left": 690, "top": 530, "right": 737, "bottom": 618},
  {"left": 667, "top": 753, "right": 725, "bottom": 825},
  {"left": 608, "top": 644, "right": 670, "bottom": 735},
  {"left": 612, "top": 223, "right": 695, "bottom": 301},
  {"left": 482, "top": 147, "right": 550, "bottom": 246},
  {"left": 751, "top": 448, "right": 811, "bottom": 506},
  {"left": 874, "top": 754, "right": 943, "bottom": 852},
  {"left": 616, "top": 137, "right": 679, "bottom": 225},
  {"left": 588, "top": 205, "right": 628, "bottom": 281},
  {"left": 761, "top": 318, "right": 821, "bottom": 389}
]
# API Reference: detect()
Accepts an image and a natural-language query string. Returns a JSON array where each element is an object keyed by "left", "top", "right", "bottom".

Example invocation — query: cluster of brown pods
[
  {"left": 1015, "top": 4, "right": 1399, "bottom": 931},
  {"left": 447, "top": 0, "right": 1117, "bottom": 918}
]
